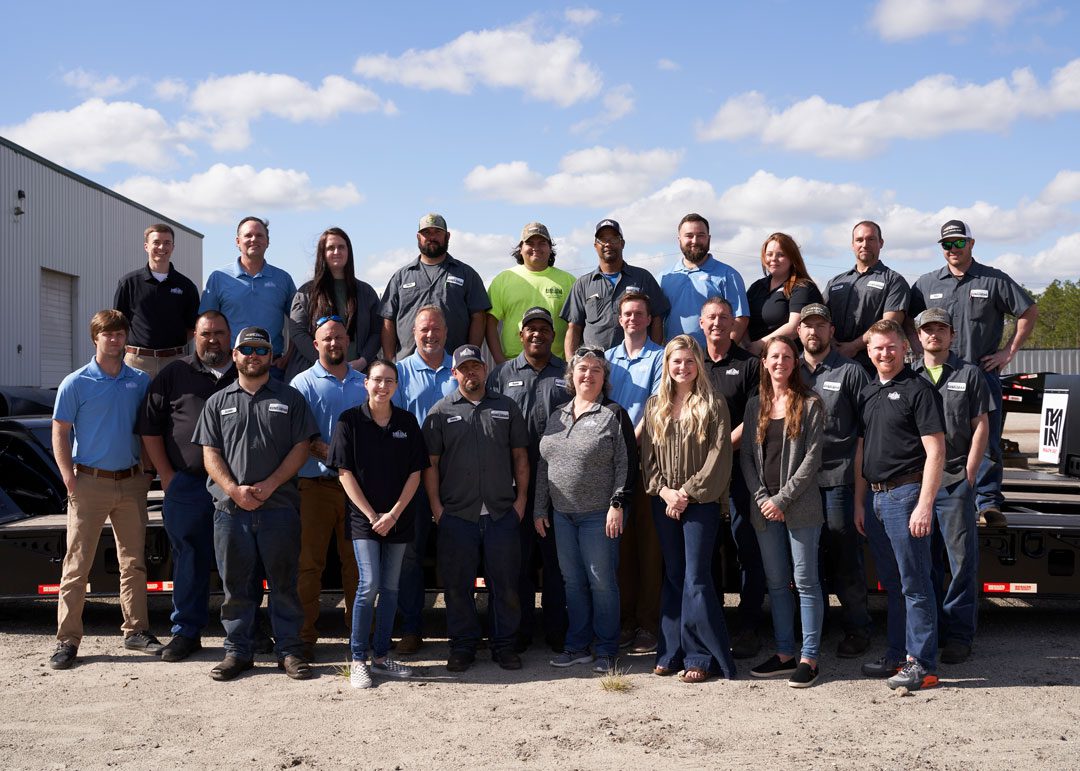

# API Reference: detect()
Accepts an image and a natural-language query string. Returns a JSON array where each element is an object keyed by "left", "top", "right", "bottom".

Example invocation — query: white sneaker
[
  {"left": 350, "top": 660, "right": 373, "bottom": 689},
  {"left": 371, "top": 657, "right": 414, "bottom": 679}
]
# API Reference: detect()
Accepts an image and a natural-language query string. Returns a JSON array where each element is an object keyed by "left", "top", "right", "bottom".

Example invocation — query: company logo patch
[
  {"left": 392, "top": 430, "right": 408, "bottom": 439},
  {"left": 888, "top": 392, "right": 901, "bottom": 401},
  {"left": 446, "top": 276, "right": 465, "bottom": 286},
  {"left": 726, "top": 368, "right": 739, "bottom": 375},
  {"left": 447, "top": 415, "right": 463, "bottom": 423},
  {"left": 125, "top": 382, "right": 139, "bottom": 389},
  {"left": 268, "top": 403, "right": 289, "bottom": 414},
  {"left": 823, "top": 381, "right": 842, "bottom": 392},
  {"left": 970, "top": 289, "right": 989, "bottom": 299},
  {"left": 947, "top": 382, "right": 967, "bottom": 392},
  {"left": 555, "top": 378, "right": 568, "bottom": 388},
  {"left": 625, "top": 285, "right": 641, "bottom": 293},
  {"left": 929, "top": 293, "right": 944, "bottom": 300},
  {"left": 170, "top": 287, "right": 184, "bottom": 295},
  {"left": 401, "top": 282, "right": 416, "bottom": 289},
  {"left": 507, "top": 380, "right": 525, "bottom": 388},
  {"left": 867, "top": 280, "right": 886, "bottom": 290},
  {"left": 491, "top": 409, "right": 510, "bottom": 420},
  {"left": 220, "top": 407, "right": 238, "bottom": 415}
]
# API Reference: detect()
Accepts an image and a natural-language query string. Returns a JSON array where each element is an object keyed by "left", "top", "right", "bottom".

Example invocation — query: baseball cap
[
  {"left": 938, "top": 219, "right": 974, "bottom": 243},
  {"left": 418, "top": 213, "right": 448, "bottom": 232},
  {"left": 519, "top": 306, "right": 554, "bottom": 330},
  {"left": 451, "top": 344, "right": 484, "bottom": 369},
  {"left": 520, "top": 222, "right": 552, "bottom": 244},
  {"left": 594, "top": 218, "right": 623, "bottom": 238},
  {"left": 235, "top": 327, "right": 271, "bottom": 348},
  {"left": 915, "top": 308, "right": 953, "bottom": 329},
  {"left": 799, "top": 303, "right": 832, "bottom": 323}
]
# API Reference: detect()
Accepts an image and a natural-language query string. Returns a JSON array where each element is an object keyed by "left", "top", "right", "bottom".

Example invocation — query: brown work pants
[
  {"left": 298, "top": 477, "right": 359, "bottom": 644},
  {"left": 618, "top": 482, "right": 662, "bottom": 634}
]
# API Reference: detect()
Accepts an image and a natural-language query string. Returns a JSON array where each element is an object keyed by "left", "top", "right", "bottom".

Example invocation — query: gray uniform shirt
[
  {"left": 192, "top": 378, "right": 319, "bottom": 513},
  {"left": 379, "top": 254, "right": 491, "bottom": 359},
  {"left": 912, "top": 353, "right": 991, "bottom": 485},
  {"left": 422, "top": 389, "right": 530, "bottom": 522},
  {"left": 824, "top": 260, "right": 911, "bottom": 344},
  {"left": 800, "top": 348, "right": 870, "bottom": 488},
  {"left": 560, "top": 263, "right": 670, "bottom": 350}
]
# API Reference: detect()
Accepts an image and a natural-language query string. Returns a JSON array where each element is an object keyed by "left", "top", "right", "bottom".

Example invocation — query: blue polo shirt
[
  {"left": 392, "top": 351, "right": 456, "bottom": 425},
  {"left": 660, "top": 254, "right": 749, "bottom": 343},
  {"left": 199, "top": 258, "right": 297, "bottom": 356},
  {"left": 289, "top": 363, "right": 368, "bottom": 478},
  {"left": 53, "top": 358, "right": 149, "bottom": 471},
  {"left": 606, "top": 339, "right": 664, "bottom": 426}
]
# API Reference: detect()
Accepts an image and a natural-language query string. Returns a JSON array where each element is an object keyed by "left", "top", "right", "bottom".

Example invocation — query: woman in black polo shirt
[
  {"left": 327, "top": 358, "right": 429, "bottom": 689},
  {"left": 744, "top": 233, "right": 822, "bottom": 355}
]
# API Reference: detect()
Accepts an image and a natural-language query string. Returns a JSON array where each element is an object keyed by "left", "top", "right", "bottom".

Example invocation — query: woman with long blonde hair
[{"left": 641, "top": 335, "right": 736, "bottom": 683}]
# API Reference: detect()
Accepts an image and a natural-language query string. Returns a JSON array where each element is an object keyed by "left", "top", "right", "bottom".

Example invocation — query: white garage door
[{"left": 40, "top": 269, "right": 75, "bottom": 387}]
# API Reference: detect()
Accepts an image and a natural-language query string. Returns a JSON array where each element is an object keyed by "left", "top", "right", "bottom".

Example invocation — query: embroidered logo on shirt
[
  {"left": 947, "top": 382, "right": 967, "bottom": 392},
  {"left": 929, "top": 293, "right": 944, "bottom": 300},
  {"left": 125, "top": 382, "right": 139, "bottom": 389},
  {"left": 555, "top": 378, "right": 568, "bottom": 387},
  {"left": 265, "top": 281, "right": 277, "bottom": 288},
  {"left": 830, "top": 284, "right": 844, "bottom": 292},
  {"left": 170, "top": 287, "right": 184, "bottom": 295},
  {"left": 507, "top": 380, "right": 525, "bottom": 387},
  {"left": 625, "top": 285, "right": 641, "bottom": 293},
  {"left": 392, "top": 430, "right": 408, "bottom": 439},
  {"left": 887, "top": 392, "right": 901, "bottom": 401},
  {"left": 491, "top": 410, "right": 510, "bottom": 420},
  {"left": 446, "top": 276, "right": 465, "bottom": 286},
  {"left": 401, "top": 282, "right": 416, "bottom": 289},
  {"left": 220, "top": 407, "right": 238, "bottom": 415},
  {"left": 268, "top": 403, "right": 289, "bottom": 414},
  {"left": 447, "top": 415, "right": 463, "bottom": 423},
  {"left": 726, "top": 368, "right": 739, "bottom": 375},
  {"left": 867, "top": 280, "right": 886, "bottom": 290},
  {"left": 970, "top": 289, "right": 989, "bottom": 299},
  {"left": 823, "top": 381, "right": 842, "bottom": 392}
]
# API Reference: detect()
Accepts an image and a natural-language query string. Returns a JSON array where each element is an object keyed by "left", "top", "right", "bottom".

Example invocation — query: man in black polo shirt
[
  {"left": 698, "top": 296, "right": 764, "bottom": 658},
  {"left": 487, "top": 307, "right": 570, "bottom": 653},
  {"left": 423, "top": 344, "right": 531, "bottom": 672},
  {"left": 855, "top": 319, "right": 945, "bottom": 691},
  {"left": 139, "top": 310, "right": 235, "bottom": 662},
  {"left": 114, "top": 223, "right": 200, "bottom": 377}
]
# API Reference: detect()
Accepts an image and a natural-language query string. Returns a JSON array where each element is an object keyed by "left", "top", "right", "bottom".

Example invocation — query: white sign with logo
[{"left": 1039, "top": 390, "right": 1070, "bottom": 464}]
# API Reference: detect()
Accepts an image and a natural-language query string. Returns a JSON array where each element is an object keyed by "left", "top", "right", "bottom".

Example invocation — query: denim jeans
[
  {"left": 397, "top": 487, "right": 433, "bottom": 636},
  {"left": 652, "top": 498, "right": 737, "bottom": 678},
  {"left": 350, "top": 539, "right": 407, "bottom": 661},
  {"left": 162, "top": 470, "right": 215, "bottom": 640},
  {"left": 437, "top": 510, "right": 521, "bottom": 655},
  {"left": 520, "top": 497, "right": 567, "bottom": 646},
  {"left": 818, "top": 484, "right": 872, "bottom": 636},
  {"left": 863, "top": 484, "right": 938, "bottom": 671},
  {"left": 726, "top": 461, "right": 766, "bottom": 630},
  {"left": 553, "top": 510, "right": 620, "bottom": 657},
  {"left": 756, "top": 521, "right": 824, "bottom": 661},
  {"left": 213, "top": 507, "right": 305, "bottom": 660},
  {"left": 976, "top": 372, "right": 1004, "bottom": 512},
  {"left": 932, "top": 477, "right": 979, "bottom": 646}
]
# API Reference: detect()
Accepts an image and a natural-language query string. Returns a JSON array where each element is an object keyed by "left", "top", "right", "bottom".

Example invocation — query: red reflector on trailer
[
  {"left": 38, "top": 584, "right": 61, "bottom": 595},
  {"left": 983, "top": 582, "right": 1037, "bottom": 593},
  {"left": 474, "top": 577, "right": 487, "bottom": 589},
  {"left": 146, "top": 581, "right": 175, "bottom": 592}
]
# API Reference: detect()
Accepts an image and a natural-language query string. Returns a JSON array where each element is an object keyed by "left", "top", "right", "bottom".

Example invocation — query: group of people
[{"left": 49, "top": 210, "right": 1037, "bottom": 693}]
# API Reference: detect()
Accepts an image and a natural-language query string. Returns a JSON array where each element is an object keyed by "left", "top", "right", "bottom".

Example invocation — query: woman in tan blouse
[{"left": 641, "top": 334, "right": 736, "bottom": 683}]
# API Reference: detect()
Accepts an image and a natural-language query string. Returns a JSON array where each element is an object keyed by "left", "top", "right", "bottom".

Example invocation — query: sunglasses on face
[
  {"left": 940, "top": 239, "right": 968, "bottom": 251},
  {"left": 315, "top": 314, "right": 344, "bottom": 329},
  {"left": 237, "top": 345, "right": 271, "bottom": 356}
]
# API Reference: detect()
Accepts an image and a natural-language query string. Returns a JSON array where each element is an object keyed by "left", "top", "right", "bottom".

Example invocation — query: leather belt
[
  {"left": 870, "top": 471, "right": 922, "bottom": 493},
  {"left": 126, "top": 345, "right": 185, "bottom": 358},
  {"left": 75, "top": 464, "right": 140, "bottom": 480}
]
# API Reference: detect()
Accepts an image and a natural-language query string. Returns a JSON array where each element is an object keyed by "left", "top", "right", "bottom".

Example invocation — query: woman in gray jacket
[{"left": 741, "top": 336, "right": 825, "bottom": 688}]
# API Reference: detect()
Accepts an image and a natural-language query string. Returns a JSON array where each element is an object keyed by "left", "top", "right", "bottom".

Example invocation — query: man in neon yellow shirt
[{"left": 486, "top": 223, "right": 576, "bottom": 362}]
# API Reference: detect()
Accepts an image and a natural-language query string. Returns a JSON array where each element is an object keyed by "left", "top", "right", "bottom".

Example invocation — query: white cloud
[
  {"left": 571, "top": 84, "right": 635, "bottom": 134},
  {"left": 0, "top": 98, "right": 189, "bottom": 171},
  {"left": 464, "top": 146, "right": 681, "bottom": 207},
  {"left": 1040, "top": 170, "right": 1080, "bottom": 204},
  {"left": 697, "top": 57, "right": 1080, "bottom": 158},
  {"left": 62, "top": 68, "right": 139, "bottom": 97},
  {"left": 112, "top": 164, "right": 363, "bottom": 223},
  {"left": 354, "top": 25, "right": 602, "bottom": 107},
  {"left": 564, "top": 7, "right": 601, "bottom": 26},
  {"left": 657, "top": 58, "right": 680, "bottom": 72},
  {"left": 992, "top": 232, "right": 1080, "bottom": 285},
  {"left": 871, "top": 0, "right": 1026, "bottom": 42},
  {"left": 155, "top": 78, "right": 188, "bottom": 101}
]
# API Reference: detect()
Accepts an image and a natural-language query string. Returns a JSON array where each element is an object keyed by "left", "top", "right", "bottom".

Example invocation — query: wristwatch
[{"left": 609, "top": 496, "right": 623, "bottom": 510}]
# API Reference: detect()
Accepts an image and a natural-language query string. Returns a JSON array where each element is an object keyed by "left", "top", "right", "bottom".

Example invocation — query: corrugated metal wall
[
  {"left": 1003, "top": 349, "right": 1080, "bottom": 376},
  {"left": 1, "top": 140, "right": 202, "bottom": 387}
]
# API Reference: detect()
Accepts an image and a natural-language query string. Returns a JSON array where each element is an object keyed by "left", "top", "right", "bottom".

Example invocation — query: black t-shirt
[
  {"left": 746, "top": 277, "right": 823, "bottom": 342},
  {"left": 762, "top": 418, "right": 785, "bottom": 495},
  {"left": 858, "top": 367, "right": 945, "bottom": 483},
  {"left": 326, "top": 404, "right": 430, "bottom": 543}
]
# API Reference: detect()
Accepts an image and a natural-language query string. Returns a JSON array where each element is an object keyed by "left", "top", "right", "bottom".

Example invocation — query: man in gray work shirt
[
  {"left": 423, "top": 344, "right": 531, "bottom": 673},
  {"left": 380, "top": 213, "right": 491, "bottom": 360}
]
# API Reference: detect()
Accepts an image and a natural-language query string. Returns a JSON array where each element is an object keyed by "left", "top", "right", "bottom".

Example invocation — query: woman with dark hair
[
  {"left": 744, "top": 232, "right": 823, "bottom": 355},
  {"left": 641, "top": 335, "right": 736, "bottom": 684},
  {"left": 287, "top": 227, "right": 381, "bottom": 379},
  {"left": 740, "top": 336, "right": 825, "bottom": 688}
]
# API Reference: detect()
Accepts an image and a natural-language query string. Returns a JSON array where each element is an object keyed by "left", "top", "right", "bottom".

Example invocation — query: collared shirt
[
  {"left": 486, "top": 353, "right": 570, "bottom": 451},
  {"left": 800, "top": 348, "right": 869, "bottom": 487},
  {"left": 488, "top": 265, "right": 577, "bottom": 359},
  {"left": 392, "top": 351, "right": 457, "bottom": 425},
  {"left": 199, "top": 258, "right": 297, "bottom": 356},
  {"left": 560, "top": 262, "right": 670, "bottom": 350},
  {"left": 660, "top": 254, "right": 749, "bottom": 344},
  {"left": 746, "top": 276, "right": 823, "bottom": 342},
  {"left": 912, "top": 353, "right": 991, "bottom": 485},
  {"left": 113, "top": 263, "right": 200, "bottom": 349},
  {"left": 137, "top": 355, "right": 237, "bottom": 475},
  {"left": 703, "top": 345, "right": 759, "bottom": 430},
  {"left": 858, "top": 367, "right": 944, "bottom": 484},
  {"left": 605, "top": 339, "right": 664, "bottom": 427},
  {"left": 824, "top": 260, "right": 910, "bottom": 344},
  {"left": 422, "top": 390, "right": 530, "bottom": 522},
  {"left": 53, "top": 358, "right": 149, "bottom": 471},
  {"left": 379, "top": 254, "right": 491, "bottom": 358},
  {"left": 289, "top": 362, "right": 368, "bottom": 478},
  {"left": 192, "top": 378, "right": 319, "bottom": 512},
  {"left": 910, "top": 261, "right": 1036, "bottom": 363}
]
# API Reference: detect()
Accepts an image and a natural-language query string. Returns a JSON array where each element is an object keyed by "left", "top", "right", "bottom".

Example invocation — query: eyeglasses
[
  {"left": 237, "top": 345, "right": 271, "bottom": 356},
  {"left": 940, "top": 239, "right": 968, "bottom": 251},
  {"left": 315, "top": 314, "right": 344, "bottom": 328},
  {"left": 367, "top": 377, "right": 397, "bottom": 386},
  {"left": 574, "top": 345, "right": 605, "bottom": 358}
]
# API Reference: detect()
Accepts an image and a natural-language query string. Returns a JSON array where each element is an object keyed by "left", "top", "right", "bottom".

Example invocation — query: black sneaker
[
  {"left": 160, "top": 635, "right": 202, "bottom": 662},
  {"left": 494, "top": 649, "right": 523, "bottom": 671},
  {"left": 787, "top": 662, "right": 819, "bottom": 688},
  {"left": 446, "top": 650, "right": 475, "bottom": 672},
  {"left": 123, "top": 631, "right": 164, "bottom": 654},
  {"left": 750, "top": 654, "right": 797, "bottom": 678},
  {"left": 48, "top": 642, "right": 78, "bottom": 670},
  {"left": 940, "top": 640, "right": 971, "bottom": 664},
  {"left": 861, "top": 655, "right": 903, "bottom": 678},
  {"left": 836, "top": 632, "right": 871, "bottom": 658},
  {"left": 731, "top": 629, "right": 762, "bottom": 659}
]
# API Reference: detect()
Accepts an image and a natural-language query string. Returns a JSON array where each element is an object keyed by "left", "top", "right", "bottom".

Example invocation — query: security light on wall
[{"left": 14, "top": 189, "right": 26, "bottom": 216}]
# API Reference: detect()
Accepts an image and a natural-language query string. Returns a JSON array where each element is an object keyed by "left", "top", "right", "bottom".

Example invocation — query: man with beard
[
  {"left": 289, "top": 316, "right": 367, "bottom": 661},
  {"left": 487, "top": 307, "right": 571, "bottom": 652},
  {"left": 797, "top": 304, "right": 873, "bottom": 658},
  {"left": 193, "top": 327, "right": 319, "bottom": 681},
  {"left": 139, "top": 310, "right": 237, "bottom": 662},
  {"left": 380, "top": 213, "right": 490, "bottom": 360},
  {"left": 561, "top": 218, "right": 668, "bottom": 353},
  {"left": 423, "top": 345, "right": 531, "bottom": 672},
  {"left": 661, "top": 213, "right": 749, "bottom": 345}
]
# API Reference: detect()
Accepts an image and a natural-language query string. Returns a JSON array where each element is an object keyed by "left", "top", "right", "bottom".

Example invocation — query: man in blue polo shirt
[
  {"left": 289, "top": 315, "right": 367, "bottom": 661},
  {"left": 49, "top": 310, "right": 161, "bottom": 670},
  {"left": 661, "top": 213, "right": 749, "bottom": 345},
  {"left": 200, "top": 216, "right": 297, "bottom": 378}
]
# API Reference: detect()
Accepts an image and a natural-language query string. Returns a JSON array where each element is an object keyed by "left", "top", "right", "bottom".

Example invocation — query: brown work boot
[{"left": 394, "top": 633, "right": 422, "bottom": 654}]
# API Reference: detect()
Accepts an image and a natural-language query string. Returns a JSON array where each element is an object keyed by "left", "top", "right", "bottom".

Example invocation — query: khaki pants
[
  {"left": 298, "top": 477, "right": 359, "bottom": 644},
  {"left": 124, "top": 351, "right": 181, "bottom": 378},
  {"left": 57, "top": 472, "right": 150, "bottom": 646}
]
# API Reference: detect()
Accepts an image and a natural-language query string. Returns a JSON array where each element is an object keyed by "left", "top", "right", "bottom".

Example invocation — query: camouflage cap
[
  {"left": 418, "top": 213, "right": 448, "bottom": 232},
  {"left": 915, "top": 307, "right": 953, "bottom": 329},
  {"left": 520, "top": 222, "right": 552, "bottom": 244}
]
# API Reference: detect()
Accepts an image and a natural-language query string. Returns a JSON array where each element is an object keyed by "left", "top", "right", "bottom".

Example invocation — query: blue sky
[{"left": 3, "top": 1, "right": 1078, "bottom": 293}]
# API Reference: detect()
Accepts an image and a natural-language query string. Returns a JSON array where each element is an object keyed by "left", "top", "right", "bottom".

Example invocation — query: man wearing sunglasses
[{"left": 908, "top": 220, "right": 1038, "bottom": 527}]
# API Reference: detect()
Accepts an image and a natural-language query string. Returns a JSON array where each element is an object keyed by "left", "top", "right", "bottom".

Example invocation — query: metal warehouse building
[{"left": 1, "top": 136, "right": 203, "bottom": 388}]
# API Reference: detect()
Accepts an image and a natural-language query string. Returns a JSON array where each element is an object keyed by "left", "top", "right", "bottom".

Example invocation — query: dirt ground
[{"left": 1, "top": 413, "right": 1078, "bottom": 770}]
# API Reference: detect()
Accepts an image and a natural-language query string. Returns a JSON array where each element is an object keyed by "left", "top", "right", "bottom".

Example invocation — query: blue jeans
[
  {"left": 652, "top": 498, "right": 737, "bottom": 678},
  {"left": 932, "top": 478, "right": 979, "bottom": 646},
  {"left": 727, "top": 461, "right": 766, "bottom": 630},
  {"left": 213, "top": 507, "right": 305, "bottom": 660},
  {"left": 162, "top": 470, "right": 215, "bottom": 639},
  {"left": 437, "top": 511, "right": 521, "bottom": 655},
  {"left": 756, "top": 521, "right": 824, "bottom": 661},
  {"left": 553, "top": 510, "right": 620, "bottom": 657},
  {"left": 350, "top": 539, "right": 407, "bottom": 661},
  {"left": 818, "top": 485, "right": 872, "bottom": 635},
  {"left": 863, "top": 484, "right": 938, "bottom": 671},
  {"left": 976, "top": 372, "right": 1004, "bottom": 512},
  {"left": 397, "top": 487, "right": 433, "bottom": 636}
]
